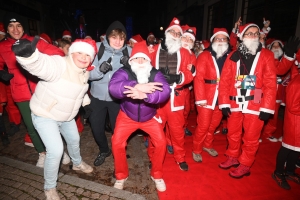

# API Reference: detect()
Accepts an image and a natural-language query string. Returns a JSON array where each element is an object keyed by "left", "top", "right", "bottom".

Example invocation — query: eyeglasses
[
  {"left": 168, "top": 30, "right": 182, "bottom": 38},
  {"left": 244, "top": 32, "right": 260, "bottom": 37},
  {"left": 214, "top": 38, "right": 228, "bottom": 42}
]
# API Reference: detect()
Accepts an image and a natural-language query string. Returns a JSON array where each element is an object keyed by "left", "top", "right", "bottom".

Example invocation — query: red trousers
[
  {"left": 157, "top": 99, "right": 185, "bottom": 163},
  {"left": 5, "top": 85, "right": 21, "bottom": 124},
  {"left": 261, "top": 102, "right": 281, "bottom": 137},
  {"left": 193, "top": 106, "right": 222, "bottom": 154},
  {"left": 75, "top": 114, "right": 84, "bottom": 133},
  {"left": 183, "top": 88, "right": 191, "bottom": 128},
  {"left": 112, "top": 111, "right": 166, "bottom": 179},
  {"left": 226, "top": 112, "right": 264, "bottom": 167}
]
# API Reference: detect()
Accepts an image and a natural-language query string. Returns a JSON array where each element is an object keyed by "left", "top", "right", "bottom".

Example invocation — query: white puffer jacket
[{"left": 16, "top": 49, "right": 90, "bottom": 121}]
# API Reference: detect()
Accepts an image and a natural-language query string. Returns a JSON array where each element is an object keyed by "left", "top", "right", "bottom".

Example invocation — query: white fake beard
[
  {"left": 212, "top": 42, "right": 229, "bottom": 58},
  {"left": 165, "top": 32, "right": 181, "bottom": 54},
  {"left": 272, "top": 48, "right": 283, "bottom": 59},
  {"left": 131, "top": 61, "right": 152, "bottom": 84},
  {"left": 182, "top": 41, "right": 194, "bottom": 50},
  {"left": 243, "top": 38, "right": 260, "bottom": 55}
]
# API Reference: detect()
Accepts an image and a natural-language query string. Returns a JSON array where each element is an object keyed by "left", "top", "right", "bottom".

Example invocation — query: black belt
[
  {"left": 204, "top": 79, "right": 217, "bottom": 84},
  {"left": 229, "top": 95, "right": 254, "bottom": 102}
]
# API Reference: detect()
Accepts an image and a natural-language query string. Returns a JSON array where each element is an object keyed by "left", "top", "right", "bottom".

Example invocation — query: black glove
[
  {"left": 0, "top": 70, "right": 14, "bottom": 81},
  {"left": 191, "top": 65, "right": 195, "bottom": 74},
  {"left": 120, "top": 55, "right": 129, "bottom": 67},
  {"left": 83, "top": 105, "right": 93, "bottom": 119},
  {"left": 284, "top": 36, "right": 300, "bottom": 58},
  {"left": 164, "top": 74, "right": 182, "bottom": 84},
  {"left": 159, "top": 66, "right": 170, "bottom": 75},
  {"left": 222, "top": 107, "right": 231, "bottom": 118},
  {"left": 11, "top": 35, "right": 40, "bottom": 58},
  {"left": 259, "top": 111, "right": 270, "bottom": 121},
  {"left": 99, "top": 57, "right": 112, "bottom": 73}
]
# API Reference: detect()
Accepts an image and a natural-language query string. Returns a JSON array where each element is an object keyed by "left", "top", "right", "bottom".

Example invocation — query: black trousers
[
  {"left": 89, "top": 96, "right": 120, "bottom": 153},
  {"left": 275, "top": 146, "right": 300, "bottom": 174}
]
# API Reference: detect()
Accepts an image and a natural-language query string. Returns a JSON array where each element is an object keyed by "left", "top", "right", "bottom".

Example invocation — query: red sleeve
[
  {"left": 194, "top": 52, "right": 208, "bottom": 102},
  {"left": 286, "top": 75, "right": 300, "bottom": 115},
  {"left": 277, "top": 55, "right": 295, "bottom": 75},
  {"left": 36, "top": 39, "right": 64, "bottom": 56},
  {"left": 0, "top": 52, "right": 5, "bottom": 70},
  {"left": 179, "top": 48, "right": 193, "bottom": 86}
]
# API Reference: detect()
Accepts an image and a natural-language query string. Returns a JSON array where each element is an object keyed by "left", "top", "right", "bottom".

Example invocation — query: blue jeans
[{"left": 31, "top": 113, "right": 82, "bottom": 189}]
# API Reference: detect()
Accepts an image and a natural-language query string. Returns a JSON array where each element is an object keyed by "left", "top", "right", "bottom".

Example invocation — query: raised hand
[
  {"left": 99, "top": 57, "right": 112, "bottom": 73},
  {"left": 11, "top": 35, "right": 40, "bottom": 58},
  {"left": 284, "top": 36, "right": 300, "bottom": 57}
]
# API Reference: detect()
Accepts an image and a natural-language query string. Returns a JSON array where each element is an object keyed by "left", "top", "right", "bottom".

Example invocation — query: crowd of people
[{"left": 0, "top": 11, "right": 300, "bottom": 200}]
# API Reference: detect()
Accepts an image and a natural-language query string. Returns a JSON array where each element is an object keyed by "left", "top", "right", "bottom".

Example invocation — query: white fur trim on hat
[
  {"left": 270, "top": 40, "right": 284, "bottom": 48},
  {"left": 210, "top": 31, "right": 229, "bottom": 42},
  {"left": 62, "top": 35, "right": 72, "bottom": 39},
  {"left": 183, "top": 32, "right": 195, "bottom": 42},
  {"left": 165, "top": 25, "right": 183, "bottom": 35},
  {"left": 0, "top": 31, "right": 5, "bottom": 35},
  {"left": 69, "top": 41, "right": 95, "bottom": 59},
  {"left": 238, "top": 24, "right": 260, "bottom": 40},
  {"left": 130, "top": 38, "right": 137, "bottom": 43},
  {"left": 129, "top": 52, "right": 151, "bottom": 64}
]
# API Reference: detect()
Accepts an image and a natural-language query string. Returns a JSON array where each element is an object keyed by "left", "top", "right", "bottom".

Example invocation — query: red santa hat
[
  {"left": 210, "top": 28, "right": 229, "bottom": 42},
  {"left": 129, "top": 34, "right": 144, "bottom": 43},
  {"left": 39, "top": 33, "right": 52, "bottom": 44},
  {"left": 165, "top": 17, "right": 183, "bottom": 35},
  {"left": 129, "top": 41, "right": 151, "bottom": 64},
  {"left": 237, "top": 23, "right": 260, "bottom": 40},
  {"left": 147, "top": 32, "right": 155, "bottom": 40},
  {"left": 62, "top": 30, "right": 72, "bottom": 39},
  {"left": 266, "top": 38, "right": 284, "bottom": 50},
  {"left": 69, "top": 39, "right": 98, "bottom": 61},
  {"left": 181, "top": 25, "right": 196, "bottom": 42},
  {"left": 0, "top": 22, "right": 5, "bottom": 35},
  {"left": 200, "top": 40, "right": 210, "bottom": 49}
]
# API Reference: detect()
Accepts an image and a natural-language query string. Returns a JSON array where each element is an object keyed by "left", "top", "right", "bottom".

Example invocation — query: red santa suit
[
  {"left": 219, "top": 43, "right": 277, "bottom": 167},
  {"left": 193, "top": 28, "right": 230, "bottom": 155},
  {"left": 149, "top": 18, "right": 194, "bottom": 164},
  {"left": 283, "top": 73, "right": 300, "bottom": 151},
  {"left": 262, "top": 50, "right": 295, "bottom": 138}
]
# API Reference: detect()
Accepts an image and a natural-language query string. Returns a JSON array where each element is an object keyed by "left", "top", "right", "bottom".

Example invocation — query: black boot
[
  {"left": 7, "top": 123, "right": 20, "bottom": 136},
  {"left": 1, "top": 132, "right": 10, "bottom": 146}
]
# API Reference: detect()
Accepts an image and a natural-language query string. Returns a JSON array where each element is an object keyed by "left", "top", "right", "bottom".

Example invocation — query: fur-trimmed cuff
[
  {"left": 259, "top": 107, "right": 275, "bottom": 114},
  {"left": 284, "top": 53, "right": 295, "bottom": 61},
  {"left": 16, "top": 49, "right": 39, "bottom": 66},
  {"left": 219, "top": 104, "right": 231, "bottom": 109},
  {"left": 195, "top": 100, "right": 207, "bottom": 105}
]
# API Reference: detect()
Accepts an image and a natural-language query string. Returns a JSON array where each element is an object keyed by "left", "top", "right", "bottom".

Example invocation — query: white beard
[
  {"left": 243, "top": 38, "right": 260, "bottom": 55},
  {"left": 182, "top": 41, "right": 194, "bottom": 50},
  {"left": 272, "top": 48, "right": 283, "bottom": 59},
  {"left": 165, "top": 32, "right": 181, "bottom": 54},
  {"left": 212, "top": 42, "right": 229, "bottom": 58},
  {"left": 131, "top": 61, "right": 152, "bottom": 84}
]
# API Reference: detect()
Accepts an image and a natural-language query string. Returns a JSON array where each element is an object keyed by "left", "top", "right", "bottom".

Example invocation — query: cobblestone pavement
[{"left": 0, "top": 113, "right": 159, "bottom": 200}]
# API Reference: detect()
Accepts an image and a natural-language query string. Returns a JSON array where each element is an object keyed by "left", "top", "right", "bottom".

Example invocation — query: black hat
[
  {"left": 3, "top": 12, "right": 24, "bottom": 29},
  {"left": 105, "top": 21, "right": 127, "bottom": 45}
]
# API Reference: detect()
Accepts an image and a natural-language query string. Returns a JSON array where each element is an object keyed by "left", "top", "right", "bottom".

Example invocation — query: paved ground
[{"left": 0, "top": 113, "right": 158, "bottom": 200}]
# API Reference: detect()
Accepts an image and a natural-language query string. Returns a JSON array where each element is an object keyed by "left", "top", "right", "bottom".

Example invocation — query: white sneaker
[
  {"left": 45, "top": 188, "right": 60, "bottom": 200},
  {"left": 278, "top": 136, "right": 282, "bottom": 142},
  {"left": 72, "top": 161, "right": 93, "bottom": 173},
  {"left": 62, "top": 152, "right": 70, "bottom": 165},
  {"left": 151, "top": 176, "right": 166, "bottom": 192},
  {"left": 114, "top": 178, "right": 128, "bottom": 190},
  {"left": 267, "top": 136, "right": 278, "bottom": 142},
  {"left": 36, "top": 153, "right": 46, "bottom": 168}
]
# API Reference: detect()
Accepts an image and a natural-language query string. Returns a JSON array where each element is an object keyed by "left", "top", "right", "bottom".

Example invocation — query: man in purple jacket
[{"left": 109, "top": 41, "right": 170, "bottom": 192}]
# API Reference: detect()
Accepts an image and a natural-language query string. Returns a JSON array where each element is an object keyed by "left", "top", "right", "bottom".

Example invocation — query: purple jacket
[{"left": 109, "top": 68, "right": 170, "bottom": 122}]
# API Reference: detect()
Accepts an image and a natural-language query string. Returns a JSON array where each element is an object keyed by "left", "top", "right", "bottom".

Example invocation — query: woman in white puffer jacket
[{"left": 12, "top": 38, "right": 97, "bottom": 200}]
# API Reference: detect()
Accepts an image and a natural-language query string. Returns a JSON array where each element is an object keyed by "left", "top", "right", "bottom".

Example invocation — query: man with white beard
[
  {"left": 193, "top": 28, "right": 231, "bottom": 162},
  {"left": 261, "top": 38, "right": 299, "bottom": 142},
  {"left": 218, "top": 23, "right": 277, "bottom": 178},
  {"left": 149, "top": 17, "right": 194, "bottom": 171},
  {"left": 109, "top": 41, "right": 170, "bottom": 191}
]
